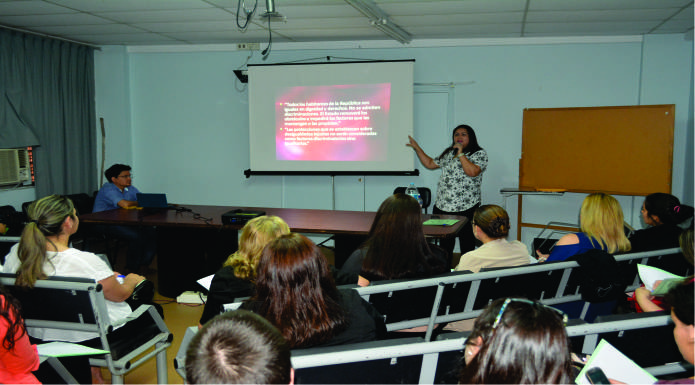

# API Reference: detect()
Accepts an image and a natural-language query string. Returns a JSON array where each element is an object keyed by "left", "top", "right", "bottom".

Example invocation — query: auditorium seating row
[
  {"left": 0, "top": 273, "right": 172, "bottom": 385},
  {"left": 291, "top": 311, "right": 691, "bottom": 384},
  {"left": 348, "top": 247, "right": 687, "bottom": 339},
  {"left": 173, "top": 310, "right": 691, "bottom": 384}
]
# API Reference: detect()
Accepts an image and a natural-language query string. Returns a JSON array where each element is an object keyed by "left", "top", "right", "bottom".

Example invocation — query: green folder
[{"left": 423, "top": 219, "right": 459, "bottom": 226}]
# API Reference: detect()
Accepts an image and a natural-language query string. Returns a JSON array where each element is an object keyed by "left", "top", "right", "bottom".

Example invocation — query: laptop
[{"left": 136, "top": 193, "right": 169, "bottom": 209}]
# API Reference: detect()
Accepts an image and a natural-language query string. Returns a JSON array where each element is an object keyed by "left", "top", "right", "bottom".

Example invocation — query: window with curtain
[{"left": 0, "top": 27, "right": 97, "bottom": 197}]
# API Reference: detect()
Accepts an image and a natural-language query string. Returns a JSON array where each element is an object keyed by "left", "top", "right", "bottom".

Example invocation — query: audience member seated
[
  {"left": 607, "top": 277, "right": 694, "bottom": 384},
  {"left": 629, "top": 193, "right": 694, "bottom": 253},
  {"left": 92, "top": 164, "right": 157, "bottom": 274},
  {"left": 3, "top": 195, "right": 145, "bottom": 383},
  {"left": 633, "top": 229, "right": 693, "bottom": 313},
  {"left": 198, "top": 216, "right": 289, "bottom": 327},
  {"left": 337, "top": 193, "right": 448, "bottom": 286},
  {"left": 455, "top": 204, "right": 531, "bottom": 273},
  {"left": 186, "top": 309, "right": 293, "bottom": 384},
  {"left": 657, "top": 277, "right": 694, "bottom": 384},
  {"left": 241, "top": 233, "right": 386, "bottom": 349},
  {"left": 540, "top": 193, "right": 631, "bottom": 262},
  {"left": 459, "top": 297, "right": 572, "bottom": 384},
  {"left": 0, "top": 282, "right": 40, "bottom": 384}
]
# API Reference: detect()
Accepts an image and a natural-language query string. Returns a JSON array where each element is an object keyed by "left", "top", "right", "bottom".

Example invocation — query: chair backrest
[
  {"left": 280, "top": 309, "right": 688, "bottom": 385},
  {"left": 0, "top": 273, "right": 172, "bottom": 382},
  {"left": 591, "top": 312, "right": 683, "bottom": 369},
  {"left": 351, "top": 247, "right": 684, "bottom": 338},
  {"left": 291, "top": 337, "right": 428, "bottom": 384},
  {"left": 66, "top": 193, "right": 95, "bottom": 215},
  {"left": 393, "top": 186, "right": 432, "bottom": 213},
  {"left": 0, "top": 273, "right": 103, "bottom": 330},
  {"left": 364, "top": 278, "right": 440, "bottom": 326},
  {"left": 21, "top": 200, "right": 33, "bottom": 221}
]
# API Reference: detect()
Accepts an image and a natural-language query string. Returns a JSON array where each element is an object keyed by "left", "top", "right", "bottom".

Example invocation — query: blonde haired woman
[
  {"left": 542, "top": 193, "right": 631, "bottom": 262},
  {"left": 455, "top": 205, "right": 531, "bottom": 273},
  {"left": 199, "top": 215, "right": 290, "bottom": 326}
]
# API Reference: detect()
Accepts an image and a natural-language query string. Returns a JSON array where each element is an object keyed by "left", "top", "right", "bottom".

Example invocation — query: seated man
[
  {"left": 93, "top": 164, "right": 156, "bottom": 273},
  {"left": 186, "top": 310, "right": 293, "bottom": 384}
]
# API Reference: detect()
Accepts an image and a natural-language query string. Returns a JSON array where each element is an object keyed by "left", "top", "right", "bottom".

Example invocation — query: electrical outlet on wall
[{"left": 237, "top": 43, "right": 261, "bottom": 51}]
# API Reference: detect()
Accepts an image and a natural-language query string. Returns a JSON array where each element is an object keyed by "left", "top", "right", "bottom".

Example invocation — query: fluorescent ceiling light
[{"left": 345, "top": 0, "right": 412, "bottom": 44}]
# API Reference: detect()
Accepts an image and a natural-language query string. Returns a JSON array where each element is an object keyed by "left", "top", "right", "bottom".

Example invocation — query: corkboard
[{"left": 520, "top": 105, "right": 674, "bottom": 196}]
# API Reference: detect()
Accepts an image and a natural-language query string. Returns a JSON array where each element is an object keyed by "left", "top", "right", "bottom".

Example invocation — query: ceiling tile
[{"left": 48, "top": 0, "right": 213, "bottom": 12}]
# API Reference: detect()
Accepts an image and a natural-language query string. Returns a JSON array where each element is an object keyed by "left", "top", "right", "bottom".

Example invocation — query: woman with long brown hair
[
  {"left": 339, "top": 193, "right": 448, "bottom": 286},
  {"left": 459, "top": 297, "right": 572, "bottom": 384},
  {"left": 242, "top": 233, "right": 385, "bottom": 348}
]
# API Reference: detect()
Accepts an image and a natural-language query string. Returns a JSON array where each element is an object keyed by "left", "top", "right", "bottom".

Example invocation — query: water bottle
[{"left": 405, "top": 182, "right": 423, "bottom": 207}]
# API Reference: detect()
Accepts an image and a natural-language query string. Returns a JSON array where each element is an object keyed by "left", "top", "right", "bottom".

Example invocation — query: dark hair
[
  {"left": 104, "top": 164, "right": 131, "bottom": 182},
  {"left": 663, "top": 276, "right": 694, "bottom": 326},
  {"left": 439, "top": 124, "right": 483, "bottom": 158},
  {"left": 473, "top": 205, "right": 510, "bottom": 238},
  {"left": 247, "top": 233, "right": 347, "bottom": 348},
  {"left": 17, "top": 195, "right": 76, "bottom": 288},
  {"left": 459, "top": 297, "right": 573, "bottom": 384},
  {"left": 186, "top": 309, "right": 292, "bottom": 384},
  {"left": 361, "top": 194, "right": 443, "bottom": 281},
  {"left": 680, "top": 228, "right": 694, "bottom": 266},
  {"left": 0, "top": 284, "right": 26, "bottom": 351},
  {"left": 643, "top": 193, "right": 694, "bottom": 226}
]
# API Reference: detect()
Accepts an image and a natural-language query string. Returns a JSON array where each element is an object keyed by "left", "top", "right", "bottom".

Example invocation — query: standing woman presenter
[{"left": 407, "top": 124, "right": 488, "bottom": 257}]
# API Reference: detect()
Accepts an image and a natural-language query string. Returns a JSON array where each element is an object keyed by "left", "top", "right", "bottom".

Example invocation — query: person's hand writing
[
  {"left": 536, "top": 250, "right": 549, "bottom": 262},
  {"left": 634, "top": 286, "right": 653, "bottom": 301},
  {"left": 124, "top": 273, "right": 146, "bottom": 286}
]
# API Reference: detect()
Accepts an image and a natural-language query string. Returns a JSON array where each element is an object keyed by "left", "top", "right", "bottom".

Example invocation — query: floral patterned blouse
[{"left": 433, "top": 149, "right": 488, "bottom": 212}]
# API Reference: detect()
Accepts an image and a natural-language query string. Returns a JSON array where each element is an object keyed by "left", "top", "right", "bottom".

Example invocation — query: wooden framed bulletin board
[{"left": 519, "top": 105, "right": 674, "bottom": 196}]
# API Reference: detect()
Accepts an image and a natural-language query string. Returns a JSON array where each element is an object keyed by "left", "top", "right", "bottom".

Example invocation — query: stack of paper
[{"left": 637, "top": 264, "right": 684, "bottom": 295}]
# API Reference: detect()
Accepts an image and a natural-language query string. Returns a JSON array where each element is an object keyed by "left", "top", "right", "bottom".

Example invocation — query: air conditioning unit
[{"left": 0, "top": 148, "right": 31, "bottom": 186}]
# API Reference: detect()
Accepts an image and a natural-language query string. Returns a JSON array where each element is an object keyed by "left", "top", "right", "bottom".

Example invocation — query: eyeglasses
[
  {"left": 492, "top": 298, "right": 568, "bottom": 329},
  {"left": 117, "top": 174, "right": 133, "bottom": 179}
]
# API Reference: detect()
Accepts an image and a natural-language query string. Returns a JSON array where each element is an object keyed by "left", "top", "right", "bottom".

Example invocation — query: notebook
[{"left": 136, "top": 193, "right": 169, "bottom": 209}]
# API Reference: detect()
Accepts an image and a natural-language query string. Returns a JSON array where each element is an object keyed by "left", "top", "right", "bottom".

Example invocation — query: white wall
[{"left": 79, "top": 34, "right": 691, "bottom": 252}]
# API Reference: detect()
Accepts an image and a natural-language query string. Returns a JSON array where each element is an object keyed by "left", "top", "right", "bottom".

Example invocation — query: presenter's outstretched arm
[{"left": 407, "top": 136, "right": 439, "bottom": 170}]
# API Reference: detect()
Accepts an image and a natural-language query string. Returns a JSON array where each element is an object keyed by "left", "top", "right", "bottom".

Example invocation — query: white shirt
[
  {"left": 3, "top": 244, "right": 132, "bottom": 342},
  {"left": 455, "top": 238, "right": 531, "bottom": 273}
]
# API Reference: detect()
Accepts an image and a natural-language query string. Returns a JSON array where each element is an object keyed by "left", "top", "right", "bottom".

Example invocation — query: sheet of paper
[
  {"left": 637, "top": 264, "right": 683, "bottom": 291},
  {"left": 575, "top": 339, "right": 656, "bottom": 384},
  {"left": 37, "top": 342, "right": 109, "bottom": 357},
  {"left": 197, "top": 274, "right": 214, "bottom": 291},
  {"left": 423, "top": 219, "right": 459, "bottom": 226}
]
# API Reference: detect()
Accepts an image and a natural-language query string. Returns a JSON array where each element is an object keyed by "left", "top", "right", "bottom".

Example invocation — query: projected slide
[
  {"left": 248, "top": 60, "right": 414, "bottom": 174},
  {"left": 276, "top": 84, "right": 390, "bottom": 161}
]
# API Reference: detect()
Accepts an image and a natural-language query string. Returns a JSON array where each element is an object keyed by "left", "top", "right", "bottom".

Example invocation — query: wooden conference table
[{"left": 80, "top": 205, "right": 466, "bottom": 297}]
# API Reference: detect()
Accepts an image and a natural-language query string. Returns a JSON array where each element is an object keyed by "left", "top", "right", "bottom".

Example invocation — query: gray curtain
[{"left": 0, "top": 27, "right": 97, "bottom": 197}]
